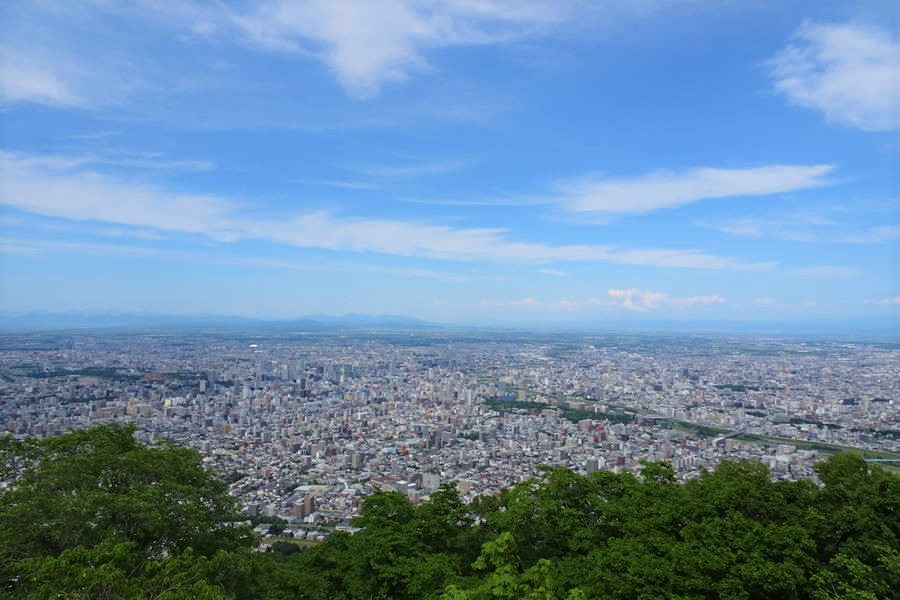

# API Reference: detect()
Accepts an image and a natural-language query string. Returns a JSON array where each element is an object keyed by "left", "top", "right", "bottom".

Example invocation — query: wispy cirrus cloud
[
  {"left": 302, "top": 179, "right": 380, "bottom": 190},
  {"left": 696, "top": 209, "right": 835, "bottom": 242},
  {"left": 769, "top": 22, "right": 900, "bottom": 131},
  {"left": 0, "top": 151, "right": 774, "bottom": 271},
  {"left": 248, "top": 212, "right": 772, "bottom": 268},
  {"left": 0, "top": 27, "right": 153, "bottom": 110},
  {"left": 62, "top": 130, "right": 122, "bottom": 141},
  {"left": 792, "top": 265, "right": 859, "bottom": 278},
  {"left": 3, "top": 151, "right": 215, "bottom": 173},
  {"left": 555, "top": 164, "right": 834, "bottom": 215},
  {"left": 839, "top": 226, "right": 900, "bottom": 244},
  {"left": 0, "top": 152, "right": 238, "bottom": 238},
  {"left": 0, "top": 213, "right": 164, "bottom": 242},
  {"left": 402, "top": 164, "right": 836, "bottom": 216},
  {"left": 0, "top": 237, "right": 493, "bottom": 283},
  {"left": 698, "top": 205, "right": 899, "bottom": 245},
  {"left": 352, "top": 158, "right": 469, "bottom": 178},
  {"left": 396, "top": 195, "right": 539, "bottom": 207}
]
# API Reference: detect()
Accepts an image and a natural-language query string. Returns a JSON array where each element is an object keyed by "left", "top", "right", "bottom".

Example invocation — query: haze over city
[{"left": 1, "top": 0, "right": 897, "bottom": 325}]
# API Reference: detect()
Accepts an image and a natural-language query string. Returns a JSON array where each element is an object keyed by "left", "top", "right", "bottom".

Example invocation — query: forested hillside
[{"left": 1, "top": 425, "right": 896, "bottom": 599}]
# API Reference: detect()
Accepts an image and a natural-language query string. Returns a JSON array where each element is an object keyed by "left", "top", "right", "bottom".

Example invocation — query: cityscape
[
  {"left": 3, "top": 326, "right": 896, "bottom": 542},
  {"left": 1, "top": 0, "right": 897, "bottom": 597}
]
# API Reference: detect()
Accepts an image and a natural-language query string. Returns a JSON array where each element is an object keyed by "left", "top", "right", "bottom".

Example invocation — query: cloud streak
[
  {"left": 698, "top": 208, "right": 899, "bottom": 245},
  {"left": 352, "top": 158, "right": 468, "bottom": 178},
  {"left": 4, "top": 151, "right": 215, "bottom": 173},
  {"left": 403, "top": 163, "right": 836, "bottom": 216},
  {"left": 839, "top": 226, "right": 900, "bottom": 244},
  {"left": 555, "top": 164, "right": 834, "bottom": 215},
  {"left": 1, "top": 152, "right": 238, "bottom": 238},
  {"left": 0, "top": 237, "right": 492, "bottom": 283},
  {"left": 696, "top": 210, "right": 833, "bottom": 242},
  {"left": 792, "top": 265, "right": 859, "bottom": 278},
  {"left": 0, "top": 152, "right": 775, "bottom": 271}
]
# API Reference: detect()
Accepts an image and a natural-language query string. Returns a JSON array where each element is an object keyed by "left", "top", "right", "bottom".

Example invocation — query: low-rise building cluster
[{"left": 1, "top": 331, "right": 896, "bottom": 534}]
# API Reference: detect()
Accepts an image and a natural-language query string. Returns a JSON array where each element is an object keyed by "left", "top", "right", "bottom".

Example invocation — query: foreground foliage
[
  {"left": 0, "top": 424, "right": 257, "bottom": 599},
  {"left": 1, "top": 425, "right": 897, "bottom": 599}
]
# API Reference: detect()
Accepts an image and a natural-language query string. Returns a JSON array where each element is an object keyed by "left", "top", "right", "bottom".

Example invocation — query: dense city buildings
[{"left": 2, "top": 329, "right": 897, "bottom": 538}]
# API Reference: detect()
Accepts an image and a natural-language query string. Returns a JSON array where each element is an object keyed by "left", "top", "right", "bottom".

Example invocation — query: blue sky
[{"left": 0, "top": 0, "right": 897, "bottom": 323}]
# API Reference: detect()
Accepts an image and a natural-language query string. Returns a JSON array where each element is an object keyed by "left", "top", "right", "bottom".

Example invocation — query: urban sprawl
[{"left": 2, "top": 330, "right": 897, "bottom": 543}]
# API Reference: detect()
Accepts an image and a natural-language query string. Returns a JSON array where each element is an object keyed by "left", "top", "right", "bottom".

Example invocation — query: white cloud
[
  {"left": 769, "top": 22, "right": 900, "bottom": 131},
  {"left": 556, "top": 164, "right": 834, "bottom": 215},
  {"left": 0, "top": 151, "right": 774, "bottom": 270},
  {"left": 607, "top": 288, "right": 666, "bottom": 311},
  {"left": 538, "top": 268, "right": 570, "bottom": 277},
  {"left": 792, "top": 265, "right": 859, "bottom": 278},
  {"left": 877, "top": 296, "right": 900, "bottom": 305},
  {"left": 0, "top": 152, "right": 239, "bottom": 238},
  {"left": 0, "top": 38, "right": 145, "bottom": 109},
  {"left": 754, "top": 297, "right": 777, "bottom": 305},
  {"left": 0, "top": 1, "right": 684, "bottom": 106},
  {"left": 607, "top": 289, "right": 725, "bottom": 312},
  {"left": 227, "top": 0, "right": 566, "bottom": 98},
  {"left": 0, "top": 42, "right": 99, "bottom": 108},
  {"left": 0, "top": 51, "right": 83, "bottom": 107}
]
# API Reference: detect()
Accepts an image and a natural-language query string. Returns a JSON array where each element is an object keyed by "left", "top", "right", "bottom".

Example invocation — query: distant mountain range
[{"left": 0, "top": 311, "right": 437, "bottom": 331}]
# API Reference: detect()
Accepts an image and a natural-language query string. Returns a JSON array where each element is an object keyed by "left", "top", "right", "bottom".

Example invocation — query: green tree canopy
[
  {"left": 276, "top": 455, "right": 897, "bottom": 600},
  {"left": 2, "top": 425, "right": 897, "bottom": 600},
  {"left": 0, "top": 424, "right": 255, "bottom": 598}
]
